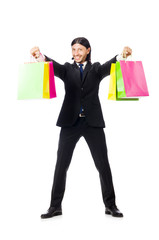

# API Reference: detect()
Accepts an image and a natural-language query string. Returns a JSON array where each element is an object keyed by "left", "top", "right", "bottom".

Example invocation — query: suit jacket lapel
[
  {"left": 82, "top": 62, "right": 92, "bottom": 86},
  {"left": 72, "top": 61, "right": 92, "bottom": 85},
  {"left": 73, "top": 61, "right": 79, "bottom": 70}
]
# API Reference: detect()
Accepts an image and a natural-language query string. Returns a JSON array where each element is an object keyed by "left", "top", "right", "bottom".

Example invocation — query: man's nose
[{"left": 74, "top": 50, "right": 79, "bottom": 55}]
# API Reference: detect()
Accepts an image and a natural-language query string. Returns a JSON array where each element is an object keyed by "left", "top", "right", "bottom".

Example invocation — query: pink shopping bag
[
  {"left": 49, "top": 61, "right": 56, "bottom": 98},
  {"left": 119, "top": 60, "right": 149, "bottom": 97}
]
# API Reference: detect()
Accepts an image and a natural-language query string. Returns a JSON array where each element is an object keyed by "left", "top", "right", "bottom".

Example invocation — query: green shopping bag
[
  {"left": 18, "top": 62, "right": 45, "bottom": 99},
  {"left": 116, "top": 61, "right": 127, "bottom": 98}
]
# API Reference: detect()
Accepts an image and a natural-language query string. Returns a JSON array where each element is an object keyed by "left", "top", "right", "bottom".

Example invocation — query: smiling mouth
[{"left": 75, "top": 56, "right": 81, "bottom": 60}]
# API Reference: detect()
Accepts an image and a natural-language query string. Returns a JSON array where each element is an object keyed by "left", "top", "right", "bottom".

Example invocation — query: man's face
[{"left": 72, "top": 44, "right": 90, "bottom": 64}]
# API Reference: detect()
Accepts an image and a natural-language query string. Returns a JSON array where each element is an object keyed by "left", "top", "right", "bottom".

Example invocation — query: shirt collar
[{"left": 76, "top": 61, "right": 87, "bottom": 69}]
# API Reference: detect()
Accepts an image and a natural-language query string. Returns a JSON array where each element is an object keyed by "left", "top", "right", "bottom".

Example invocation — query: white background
[{"left": 0, "top": 0, "right": 159, "bottom": 239}]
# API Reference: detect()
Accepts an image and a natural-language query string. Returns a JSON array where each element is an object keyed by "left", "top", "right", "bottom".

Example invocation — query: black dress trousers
[{"left": 50, "top": 117, "right": 116, "bottom": 208}]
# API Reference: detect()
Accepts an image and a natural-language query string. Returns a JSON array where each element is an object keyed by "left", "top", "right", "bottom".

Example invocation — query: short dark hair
[{"left": 71, "top": 37, "right": 91, "bottom": 62}]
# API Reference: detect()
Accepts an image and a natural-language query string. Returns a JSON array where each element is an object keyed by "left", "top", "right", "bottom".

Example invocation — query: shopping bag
[
  {"left": 108, "top": 63, "right": 116, "bottom": 100},
  {"left": 18, "top": 62, "right": 56, "bottom": 100},
  {"left": 119, "top": 60, "right": 149, "bottom": 97},
  {"left": 116, "top": 61, "right": 126, "bottom": 98},
  {"left": 108, "top": 63, "right": 138, "bottom": 101},
  {"left": 49, "top": 61, "right": 56, "bottom": 98},
  {"left": 43, "top": 62, "right": 50, "bottom": 99}
]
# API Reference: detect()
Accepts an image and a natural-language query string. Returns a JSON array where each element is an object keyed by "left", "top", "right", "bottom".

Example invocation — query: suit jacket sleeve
[
  {"left": 44, "top": 55, "right": 66, "bottom": 81},
  {"left": 98, "top": 55, "right": 117, "bottom": 81}
]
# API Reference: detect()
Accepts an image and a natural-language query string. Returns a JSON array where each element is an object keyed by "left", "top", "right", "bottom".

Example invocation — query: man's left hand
[{"left": 122, "top": 46, "right": 132, "bottom": 58}]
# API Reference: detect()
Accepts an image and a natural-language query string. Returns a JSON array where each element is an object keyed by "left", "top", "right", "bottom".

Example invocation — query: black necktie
[
  {"left": 79, "top": 64, "right": 84, "bottom": 115},
  {"left": 79, "top": 63, "right": 84, "bottom": 80}
]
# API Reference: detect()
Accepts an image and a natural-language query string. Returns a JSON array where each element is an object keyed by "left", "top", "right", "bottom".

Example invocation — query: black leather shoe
[
  {"left": 41, "top": 207, "right": 62, "bottom": 219},
  {"left": 105, "top": 205, "right": 123, "bottom": 217}
]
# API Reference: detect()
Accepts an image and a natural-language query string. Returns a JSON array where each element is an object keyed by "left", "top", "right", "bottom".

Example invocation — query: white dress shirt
[{"left": 76, "top": 61, "right": 88, "bottom": 69}]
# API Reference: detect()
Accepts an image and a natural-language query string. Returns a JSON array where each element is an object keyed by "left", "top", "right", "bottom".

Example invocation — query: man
[{"left": 30, "top": 37, "right": 132, "bottom": 218}]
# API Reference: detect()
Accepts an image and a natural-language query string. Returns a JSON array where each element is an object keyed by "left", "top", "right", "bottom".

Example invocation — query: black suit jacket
[{"left": 45, "top": 55, "right": 117, "bottom": 128}]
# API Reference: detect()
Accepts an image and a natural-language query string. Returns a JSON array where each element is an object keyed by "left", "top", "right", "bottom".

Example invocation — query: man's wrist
[
  {"left": 37, "top": 53, "right": 46, "bottom": 62},
  {"left": 32, "top": 52, "right": 45, "bottom": 62},
  {"left": 116, "top": 54, "right": 126, "bottom": 61}
]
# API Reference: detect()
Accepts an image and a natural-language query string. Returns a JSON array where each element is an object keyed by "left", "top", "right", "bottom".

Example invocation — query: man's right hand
[
  {"left": 30, "top": 46, "right": 45, "bottom": 62},
  {"left": 30, "top": 46, "right": 41, "bottom": 59}
]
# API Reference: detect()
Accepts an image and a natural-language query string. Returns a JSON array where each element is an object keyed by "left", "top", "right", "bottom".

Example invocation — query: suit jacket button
[{"left": 81, "top": 88, "right": 83, "bottom": 90}]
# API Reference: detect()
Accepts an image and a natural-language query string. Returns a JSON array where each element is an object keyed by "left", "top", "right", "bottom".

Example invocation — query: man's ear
[{"left": 87, "top": 47, "right": 91, "bottom": 54}]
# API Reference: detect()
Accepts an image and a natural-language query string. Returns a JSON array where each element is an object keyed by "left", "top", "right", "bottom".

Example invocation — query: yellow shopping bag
[
  {"left": 43, "top": 62, "right": 50, "bottom": 99},
  {"left": 108, "top": 63, "right": 116, "bottom": 100}
]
